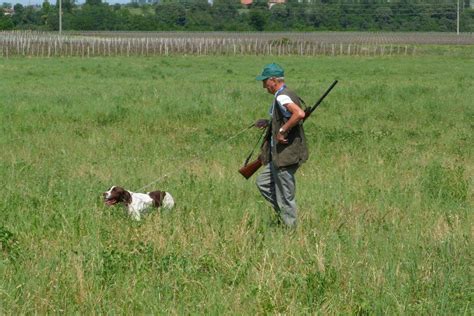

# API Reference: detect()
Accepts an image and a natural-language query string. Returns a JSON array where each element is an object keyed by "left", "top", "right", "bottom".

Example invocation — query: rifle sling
[{"left": 244, "top": 127, "right": 267, "bottom": 166}]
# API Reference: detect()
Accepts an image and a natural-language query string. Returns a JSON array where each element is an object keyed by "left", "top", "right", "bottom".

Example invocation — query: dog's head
[{"left": 103, "top": 186, "right": 132, "bottom": 206}]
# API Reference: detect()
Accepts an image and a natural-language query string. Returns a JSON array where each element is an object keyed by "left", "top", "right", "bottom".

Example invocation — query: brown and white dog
[{"left": 103, "top": 186, "right": 174, "bottom": 220}]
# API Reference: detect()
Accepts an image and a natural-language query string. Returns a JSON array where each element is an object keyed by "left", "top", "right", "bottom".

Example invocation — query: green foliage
[
  {"left": 4, "top": 0, "right": 474, "bottom": 31},
  {"left": 248, "top": 7, "right": 268, "bottom": 31},
  {"left": 0, "top": 54, "right": 472, "bottom": 314},
  {"left": 85, "top": 0, "right": 102, "bottom": 6},
  {"left": 0, "top": 10, "right": 13, "bottom": 29},
  {"left": 156, "top": 2, "right": 187, "bottom": 28}
]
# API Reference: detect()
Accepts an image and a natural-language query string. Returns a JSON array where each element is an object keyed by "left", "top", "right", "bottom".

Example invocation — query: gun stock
[{"left": 238, "top": 158, "right": 262, "bottom": 179}]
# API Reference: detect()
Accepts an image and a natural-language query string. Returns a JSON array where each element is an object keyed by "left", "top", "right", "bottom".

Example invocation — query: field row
[
  {"left": 1, "top": 32, "right": 419, "bottom": 57},
  {"left": 70, "top": 31, "right": 474, "bottom": 45}
]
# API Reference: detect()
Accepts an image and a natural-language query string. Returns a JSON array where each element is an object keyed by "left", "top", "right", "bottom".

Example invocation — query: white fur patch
[{"left": 162, "top": 192, "right": 175, "bottom": 210}]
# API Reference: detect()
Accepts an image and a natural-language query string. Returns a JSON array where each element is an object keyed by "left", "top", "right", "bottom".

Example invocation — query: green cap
[{"left": 256, "top": 63, "right": 284, "bottom": 81}]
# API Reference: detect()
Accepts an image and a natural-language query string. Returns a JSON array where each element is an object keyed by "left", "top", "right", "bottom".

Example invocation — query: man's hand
[
  {"left": 276, "top": 131, "right": 288, "bottom": 144},
  {"left": 254, "top": 119, "right": 269, "bottom": 129}
]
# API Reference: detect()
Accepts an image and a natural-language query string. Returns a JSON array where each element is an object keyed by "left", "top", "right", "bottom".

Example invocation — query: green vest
[{"left": 261, "top": 87, "right": 309, "bottom": 168}]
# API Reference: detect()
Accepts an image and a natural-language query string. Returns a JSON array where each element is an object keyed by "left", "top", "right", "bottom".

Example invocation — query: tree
[
  {"left": 248, "top": 8, "right": 267, "bottom": 31},
  {"left": 0, "top": 8, "right": 14, "bottom": 29},
  {"left": 70, "top": 2, "right": 117, "bottom": 30},
  {"left": 375, "top": 6, "right": 393, "bottom": 30},
  {"left": 2, "top": 0, "right": 472, "bottom": 32},
  {"left": 11, "top": 3, "right": 24, "bottom": 26},
  {"left": 85, "top": 0, "right": 101, "bottom": 6},
  {"left": 54, "top": 0, "right": 75, "bottom": 13},
  {"left": 186, "top": 0, "right": 212, "bottom": 30},
  {"left": 211, "top": 0, "right": 239, "bottom": 29},
  {"left": 155, "top": 2, "right": 187, "bottom": 29},
  {"left": 461, "top": 7, "right": 474, "bottom": 31},
  {"left": 268, "top": 4, "right": 289, "bottom": 30}
]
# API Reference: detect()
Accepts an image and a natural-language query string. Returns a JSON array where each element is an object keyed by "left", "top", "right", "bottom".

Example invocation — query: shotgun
[{"left": 238, "top": 80, "right": 338, "bottom": 179}]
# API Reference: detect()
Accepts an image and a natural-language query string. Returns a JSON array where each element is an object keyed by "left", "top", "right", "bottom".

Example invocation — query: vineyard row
[{"left": 0, "top": 36, "right": 416, "bottom": 57}]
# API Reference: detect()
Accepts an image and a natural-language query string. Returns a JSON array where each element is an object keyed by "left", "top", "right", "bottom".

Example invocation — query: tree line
[{"left": 1, "top": 0, "right": 473, "bottom": 32}]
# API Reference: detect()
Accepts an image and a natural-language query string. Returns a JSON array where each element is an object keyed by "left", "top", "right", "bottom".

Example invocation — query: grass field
[{"left": 0, "top": 51, "right": 472, "bottom": 314}]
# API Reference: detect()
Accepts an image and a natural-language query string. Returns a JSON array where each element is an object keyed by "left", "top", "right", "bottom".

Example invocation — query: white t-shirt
[{"left": 269, "top": 94, "right": 294, "bottom": 119}]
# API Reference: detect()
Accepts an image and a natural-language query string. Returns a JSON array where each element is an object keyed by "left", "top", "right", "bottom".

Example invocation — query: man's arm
[{"left": 276, "top": 102, "right": 305, "bottom": 144}]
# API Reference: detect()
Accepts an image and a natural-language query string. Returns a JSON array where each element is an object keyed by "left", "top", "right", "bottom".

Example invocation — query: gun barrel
[{"left": 304, "top": 80, "right": 338, "bottom": 121}]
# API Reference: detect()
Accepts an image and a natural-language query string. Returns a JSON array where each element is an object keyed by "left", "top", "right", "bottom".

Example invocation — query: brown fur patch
[{"left": 148, "top": 191, "right": 165, "bottom": 208}]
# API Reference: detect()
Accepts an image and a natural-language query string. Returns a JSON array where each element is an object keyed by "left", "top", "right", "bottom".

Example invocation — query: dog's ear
[
  {"left": 122, "top": 190, "right": 132, "bottom": 205},
  {"left": 113, "top": 187, "right": 131, "bottom": 204}
]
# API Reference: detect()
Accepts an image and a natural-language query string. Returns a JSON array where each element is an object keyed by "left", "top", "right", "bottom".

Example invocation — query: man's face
[{"left": 262, "top": 77, "right": 277, "bottom": 94}]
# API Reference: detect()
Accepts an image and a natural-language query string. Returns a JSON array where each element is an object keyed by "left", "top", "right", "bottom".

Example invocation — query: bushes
[{"left": 2, "top": 1, "right": 474, "bottom": 32}]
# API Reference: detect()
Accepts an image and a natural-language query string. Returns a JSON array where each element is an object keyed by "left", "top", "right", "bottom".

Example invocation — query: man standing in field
[{"left": 254, "top": 63, "right": 308, "bottom": 228}]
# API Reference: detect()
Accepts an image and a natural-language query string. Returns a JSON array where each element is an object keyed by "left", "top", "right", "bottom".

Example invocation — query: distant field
[
  {"left": 1, "top": 31, "right": 473, "bottom": 58},
  {"left": 62, "top": 31, "right": 474, "bottom": 45},
  {"left": 0, "top": 53, "right": 472, "bottom": 314}
]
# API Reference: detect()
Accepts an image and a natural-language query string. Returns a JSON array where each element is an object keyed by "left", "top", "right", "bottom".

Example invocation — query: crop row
[
  {"left": 0, "top": 31, "right": 420, "bottom": 57},
  {"left": 70, "top": 31, "right": 474, "bottom": 45}
]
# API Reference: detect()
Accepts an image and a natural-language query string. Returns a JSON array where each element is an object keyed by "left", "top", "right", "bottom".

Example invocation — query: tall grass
[{"left": 0, "top": 53, "right": 472, "bottom": 314}]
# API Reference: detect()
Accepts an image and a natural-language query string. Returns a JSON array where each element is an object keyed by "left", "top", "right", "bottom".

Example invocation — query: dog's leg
[{"left": 129, "top": 208, "right": 141, "bottom": 221}]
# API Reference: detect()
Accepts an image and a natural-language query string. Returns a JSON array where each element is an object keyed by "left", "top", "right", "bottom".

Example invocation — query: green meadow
[{"left": 0, "top": 51, "right": 472, "bottom": 314}]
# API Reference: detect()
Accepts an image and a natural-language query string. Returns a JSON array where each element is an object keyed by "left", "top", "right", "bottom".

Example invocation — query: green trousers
[{"left": 256, "top": 162, "right": 299, "bottom": 228}]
